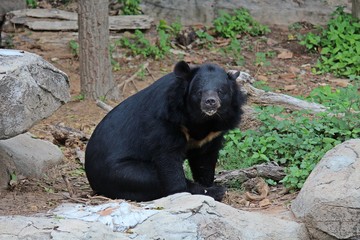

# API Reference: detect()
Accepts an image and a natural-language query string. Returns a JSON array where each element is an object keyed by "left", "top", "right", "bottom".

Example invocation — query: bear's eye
[
  {"left": 197, "top": 91, "right": 202, "bottom": 97},
  {"left": 217, "top": 89, "right": 223, "bottom": 95}
]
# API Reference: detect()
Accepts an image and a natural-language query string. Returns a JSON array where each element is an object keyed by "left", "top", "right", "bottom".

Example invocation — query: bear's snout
[{"left": 201, "top": 91, "right": 220, "bottom": 116}]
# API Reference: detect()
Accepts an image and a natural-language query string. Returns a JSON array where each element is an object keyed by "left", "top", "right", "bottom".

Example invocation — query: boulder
[
  {"left": 0, "top": 49, "right": 70, "bottom": 139},
  {"left": 0, "top": 193, "right": 309, "bottom": 239},
  {"left": 140, "top": 0, "right": 351, "bottom": 27},
  {"left": 291, "top": 139, "right": 360, "bottom": 239},
  {"left": 49, "top": 193, "right": 309, "bottom": 240},
  {"left": 0, "top": 0, "right": 26, "bottom": 21},
  {"left": 0, "top": 133, "right": 64, "bottom": 189}
]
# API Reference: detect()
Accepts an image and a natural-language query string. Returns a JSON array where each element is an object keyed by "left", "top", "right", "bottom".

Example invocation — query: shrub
[
  {"left": 300, "top": 7, "right": 360, "bottom": 80},
  {"left": 213, "top": 8, "right": 270, "bottom": 38},
  {"left": 219, "top": 84, "right": 360, "bottom": 190}
]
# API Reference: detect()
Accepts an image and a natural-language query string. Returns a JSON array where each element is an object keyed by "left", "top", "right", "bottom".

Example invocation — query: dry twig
[{"left": 117, "top": 62, "right": 149, "bottom": 93}]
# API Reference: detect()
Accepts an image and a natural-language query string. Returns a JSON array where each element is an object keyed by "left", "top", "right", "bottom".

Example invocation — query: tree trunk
[
  {"left": 353, "top": 0, "right": 360, "bottom": 19},
  {"left": 78, "top": 0, "right": 120, "bottom": 100}
]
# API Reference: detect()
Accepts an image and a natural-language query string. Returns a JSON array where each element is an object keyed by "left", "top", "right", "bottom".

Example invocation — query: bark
[
  {"left": 78, "top": 0, "right": 120, "bottom": 100},
  {"left": 352, "top": 0, "right": 360, "bottom": 19}
]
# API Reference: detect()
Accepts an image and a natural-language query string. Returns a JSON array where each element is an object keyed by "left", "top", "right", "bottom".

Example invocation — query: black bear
[{"left": 85, "top": 61, "right": 246, "bottom": 202}]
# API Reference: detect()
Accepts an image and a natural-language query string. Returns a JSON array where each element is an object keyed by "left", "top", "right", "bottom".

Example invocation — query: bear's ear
[
  {"left": 174, "top": 61, "right": 191, "bottom": 79},
  {"left": 227, "top": 70, "right": 240, "bottom": 81}
]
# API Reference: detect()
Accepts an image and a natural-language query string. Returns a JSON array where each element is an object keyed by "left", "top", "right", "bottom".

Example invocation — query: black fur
[{"left": 85, "top": 61, "right": 246, "bottom": 201}]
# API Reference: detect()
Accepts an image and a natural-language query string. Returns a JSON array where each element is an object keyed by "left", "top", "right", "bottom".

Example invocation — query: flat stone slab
[
  {"left": 0, "top": 132, "right": 64, "bottom": 189},
  {"left": 0, "top": 193, "right": 309, "bottom": 240},
  {"left": 0, "top": 49, "right": 70, "bottom": 139}
]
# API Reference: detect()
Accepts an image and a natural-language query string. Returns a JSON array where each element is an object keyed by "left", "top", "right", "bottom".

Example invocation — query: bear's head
[{"left": 174, "top": 61, "right": 241, "bottom": 122}]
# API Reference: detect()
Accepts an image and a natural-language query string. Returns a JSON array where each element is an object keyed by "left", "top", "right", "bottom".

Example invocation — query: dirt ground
[{"left": 0, "top": 3, "right": 346, "bottom": 217}]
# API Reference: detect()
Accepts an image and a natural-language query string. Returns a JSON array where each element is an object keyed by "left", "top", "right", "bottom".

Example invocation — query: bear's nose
[{"left": 205, "top": 97, "right": 217, "bottom": 106}]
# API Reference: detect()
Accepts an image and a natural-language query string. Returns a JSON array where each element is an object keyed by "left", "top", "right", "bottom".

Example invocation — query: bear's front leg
[
  {"left": 154, "top": 153, "right": 189, "bottom": 195},
  {"left": 187, "top": 136, "right": 223, "bottom": 187}
]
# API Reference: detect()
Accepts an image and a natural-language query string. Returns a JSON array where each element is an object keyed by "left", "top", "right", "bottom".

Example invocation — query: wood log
[
  {"left": 6, "top": 9, "right": 153, "bottom": 31},
  {"left": 51, "top": 124, "right": 89, "bottom": 146},
  {"left": 96, "top": 100, "right": 114, "bottom": 112},
  {"left": 233, "top": 71, "right": 328, "bottom": 113},
  {"left": 27, "top": 20, "right": 78, "bottom": 31},
  {"left": 109, "top": 15, "right": 154, "bottom": 30},
  {"left": 214, "top": 162, "right": 286, "bottom": 187},
  {"left": 25, "top": 8, "right": 77, "bottom": 20}
]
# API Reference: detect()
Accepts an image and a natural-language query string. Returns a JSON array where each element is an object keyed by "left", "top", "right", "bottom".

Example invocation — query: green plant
[
  {"left": 288, "top": 22, "right": 302, "bottom": 32},
  {"left": 255, "top": 52, "right": 271, "bottom": 67},
  {"left": 158, "top": 19, "right": 182, "bottom": 37},
  {"left": 118, "top": 0, "right": 142, "bottom": 15},
  {"left": 109, "top": 43, "right": 121, "bottom": 71},
  {"left": 73, "top": 93, "right": 85, "bottom": 101},
  {"left": 117, "top": 28, "right": 171, "bottom": 59},
  {"left": 213, "top": 8, "right": 270, "bottom": 38},
  {"left": 183, "top": 160, "right": 193, "bottom": 181},
  {"left": 219, "top": 84, "right": 360, "bottom": 190},
  {"left": 68, "top": 40, "right": 79, "bottom": 58},
  {"left": 253, "top": 81, "right": 272, "bottom": 92},
  {"left": 220, "top": 38, "right": 245, "bottom": 66},
  {"left": 195, "top": 28, "right": 214, "bottom": 47},
  {"left": 26, "top": 0, "right": 38, "bottom": 8},
  {"left": 4, "top": 34, "right": 15, "bottom": 49},
  {"left": 300, "top": 7, "right": 360, "bottom": 79}
]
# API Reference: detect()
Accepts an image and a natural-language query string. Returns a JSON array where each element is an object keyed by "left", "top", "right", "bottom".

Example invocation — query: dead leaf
[
  {"left": 328, "top": 78, "right": 350, "bottom": 88},
  {"left": 284, "top": 85, "right": 297, "bottom": 91},
  {"left": 257, "top": 75, "right": 269, "bottom": 82},
  {"left": 289, "top": 66, "right": 301, "bottom": 74},
  {"left": 266, "top": 38, "right": 278, "bottom": 46},
  {"left": 98, "top": 207, "right": 118, "bottom": 216},
  {"left": 259, "top": 198, "right": 271, "bottom": 207},
  {"left": 279, "top": 73, "right": 296, "bottom": 79},
  {"left": 277, "top": 50, "right": 293, "bottom": 59}
]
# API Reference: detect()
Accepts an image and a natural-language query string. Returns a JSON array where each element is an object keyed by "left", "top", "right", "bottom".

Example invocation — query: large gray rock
[
  {"left": 141, "top": 0, "right": 351, "bottom": 27},
  {"left": 0, "top": 0, "right": 25, "bottom": 21},
  {"left": 0, "top": 215, "right": 122, "bottom": 240},
  {"left": 292, "top": 139, "right": 360, "bottom": 239},
  {"left": 0, "top": 193, "right": 310, "bottom": 239},
  {"left": 0, "top": 133, "right": 64, "bottom": 189},
  {"left": 0, "top": 49, "right": 70, "bottom": 139}
]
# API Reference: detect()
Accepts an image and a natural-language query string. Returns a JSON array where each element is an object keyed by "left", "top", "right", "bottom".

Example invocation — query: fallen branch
[
  {"left": 51, "top": 124, "right": 89, "bottom": 145},
  {"left": 62, "top": 174, "right": 75, "bottom": 198},
  {"left": 215, "top": 162, "right": 285, "bottom": 187},
  {"left": 244, "top": 177, "right": 270, "bottom": 201},
  {"left": 233, "top": 71, "right": 328, "bottom": 113},
  {"left": 117, "top": 62, "right": 149, "bottom": 93},
  {"left": 96, "top": 100, "right": 114, "bottom": 112},
  {"left": 6, "top": 9, "right": 153, "bottom": 31}
]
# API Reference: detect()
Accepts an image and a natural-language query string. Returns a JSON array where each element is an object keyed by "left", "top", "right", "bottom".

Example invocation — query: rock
[
  {"left": 291, "top": 139, "right": 360, "bottom": 239},
  {"left": 0, "top": 0, "right": 25, "bottom": 21},
  {"left": 141, "top": 0, "right": 351, "bottom": 27},
  {"left": 0, "top": 133, "right": 64, "bottom": 189},
  {"left": 0, "top": 193, "right": 310, "bottom": 239},
  {"left": 0, "top": 215, "right": 125, "bottom": 240},
  {"left": 50, "top": 193, "right": 309, "bottom": 240},
  {"left": 0, "top": 49, "right": 70, "bottom": 140}
]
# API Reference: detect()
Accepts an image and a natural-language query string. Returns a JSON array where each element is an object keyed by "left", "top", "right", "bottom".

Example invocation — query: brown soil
[{"left": 0, "top": 4, "right": 343, "bottom": 217}]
